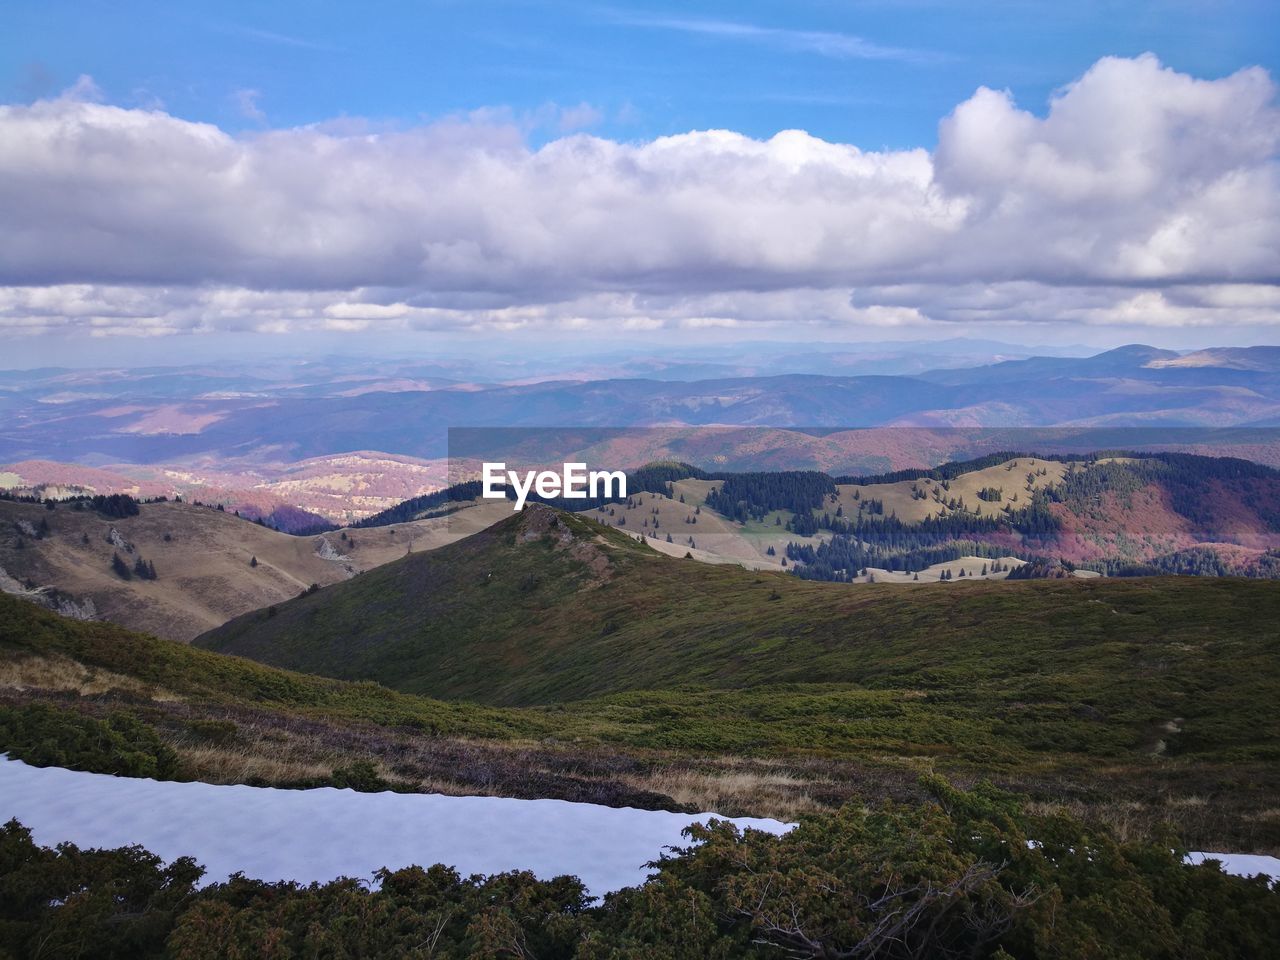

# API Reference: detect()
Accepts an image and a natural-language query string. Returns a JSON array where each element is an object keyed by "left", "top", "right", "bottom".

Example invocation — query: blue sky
[
  {"left": 1, "top": 1, "right": 1278, "bottom": 360},
  {"left": 7, "top": 1, "right": 1278, "bottom": 148}
]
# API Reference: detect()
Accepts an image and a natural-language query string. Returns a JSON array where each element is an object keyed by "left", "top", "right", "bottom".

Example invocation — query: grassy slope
[
  {"left": 6, "top": 573, "right": 1280, "bottom": 847},
  {"left": 196, "top": 509, "right": 1280, "bottom": 771},
  {"left": 0, "top": 497, "right": 522, "bottom": 642},
  {"left": 0, "top": 591, "right": 537, "bottom": 739}
]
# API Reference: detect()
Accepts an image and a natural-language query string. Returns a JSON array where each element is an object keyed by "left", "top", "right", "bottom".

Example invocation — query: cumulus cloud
[{"left": 0, "top": 55, "right": 1276, "bottom": 337}]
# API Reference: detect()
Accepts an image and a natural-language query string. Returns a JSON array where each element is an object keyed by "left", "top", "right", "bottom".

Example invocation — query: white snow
[
  {"left": 2, "top": 757, "right": 1276, "bottom": 897},
  {"left": 1185, "top": 851, "right": 1280, "bottom": 883},
  {"left": 0, "top": 757, "right": 788, "bottom": 897}
]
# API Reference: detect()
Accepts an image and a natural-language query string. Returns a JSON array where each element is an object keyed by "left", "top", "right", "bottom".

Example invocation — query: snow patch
[
  {"left": 2, "top": 758, "right": 1275, "bottom": 897},
  {"left": 1185, "top": 852, "right": 1280, "bottom": 883},
  {"left": 0, "top": 757, "right": 789, "bottom": 897}
]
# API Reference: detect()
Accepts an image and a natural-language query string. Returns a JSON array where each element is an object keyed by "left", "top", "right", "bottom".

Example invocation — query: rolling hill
[
  {"left": 197, "top": 504, "right": 1280, "bottom": 722},
  {"left": 357, "top": 451, "right": 1280, "bottom": 582},
  {"left": 0, "top": 495, "right": 513, "bottom": 641},
  {"left": 7, "top": 449, "right": 1279, "bottom": 649},
  {"left": 8, "top": 531, "right": 1280, "bottom": 847}
]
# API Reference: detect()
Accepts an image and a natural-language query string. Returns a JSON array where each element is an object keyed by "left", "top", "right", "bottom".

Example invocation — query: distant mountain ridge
[{"left": 3, "top": 345, "right": 1280, "bottom": 469}]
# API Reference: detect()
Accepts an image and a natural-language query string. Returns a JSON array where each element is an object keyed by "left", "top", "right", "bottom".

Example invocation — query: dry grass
[
  {"left": 0, "top": 652, "right": 179, "bottom": 700},
  {"left": 174, "top": 742, "right": 335, "bottom": 786},
  {"left": 1025, "top": 799, "right": 1153, "bottom": 843},
  {"left": 167, "top": 728, "right": 495, "bottom": 799},
  {"left": 626, "top": 767, "right": 827, "bottom": 821}
]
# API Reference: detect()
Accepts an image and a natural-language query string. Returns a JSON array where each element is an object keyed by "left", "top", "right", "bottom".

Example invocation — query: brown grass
[
  {"left": 626, "top": 767, "right": 827, "bottom": 820},
  {"left": 0, "top": 652, "right": 179, "bottom": 700}
]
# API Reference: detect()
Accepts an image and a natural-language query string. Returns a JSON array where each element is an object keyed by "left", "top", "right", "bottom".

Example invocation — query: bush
[
  {"left": 0, "top": 703, "right": 179, "bottom": 780},
  {"left": 330, "top": 760, "right": 391, "bottom": 793},
  {"left": 0, "top": 780, "right": 1275, "bottom": 957},
  {"left": 0, "top": 819, "right": 201, "bottom": 959},
  {"left": 184, "top": 718, "right": 238, "bottom": 746}
]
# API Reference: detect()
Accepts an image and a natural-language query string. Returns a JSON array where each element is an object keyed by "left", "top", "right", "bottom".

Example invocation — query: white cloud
[
  {"left": 234, "top": 88, "right": 266, "bottom": 123},
  {"left": 614, "top": 14, "right": 938, "bottom": 63},
  {"left": 0, "top": 55, "right": 1276, "bottom": 338}
]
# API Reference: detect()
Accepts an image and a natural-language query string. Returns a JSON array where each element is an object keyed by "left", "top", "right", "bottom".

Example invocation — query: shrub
[
  {"left": 0, "top": 819, "right": 202, "bottom": 960},
  {"left": 0, "top": 703, "right": 179, "bottom": 780},
  {"left": 1, "top": 780, "right": 1276, "bottom": 957},
  {"left": 184, "top": 719, "right": 238, "bottom": 746},
  {"left": 330, "top": 760, "right": 391, "bottom": 793}
]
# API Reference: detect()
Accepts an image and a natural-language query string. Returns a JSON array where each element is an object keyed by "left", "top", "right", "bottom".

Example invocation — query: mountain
[
  {"left": 4, "top": 346, "right": 1280, "bottom": 470},
  {"left": 196, "top": 503, "right": 1280, "bottom": 713},
  {"left": 0, "top": 495, "right": 513, "bottom": 641},
  {"left": 11, "top": 534, "right": 1280, "bottom": 847},
  {"left": 699, "top": 452, "right": 1280, "bottom": 580},
  {"left": 917, "top": 344, "right": 1179, "bottom": 384},
  {"left": 353, "top": 452, "right": 1280, "bottom": 581},
  {"left": 10, "top": 449, "right": 1276, "bottom": 647},
  {"left": 1146, "top": 346, "right": 1280, "bottom": 373}
]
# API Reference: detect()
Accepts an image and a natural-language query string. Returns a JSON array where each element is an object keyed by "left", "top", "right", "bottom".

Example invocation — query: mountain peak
[
  {"left": 512, "top": 502, "right": 575, "bottom": 542},
  {"left": 514, "top": 504, "right": 618, "bottom": 582},
  {"left": 1094, "top": 344, "right": 1180, "bottom": 363}
]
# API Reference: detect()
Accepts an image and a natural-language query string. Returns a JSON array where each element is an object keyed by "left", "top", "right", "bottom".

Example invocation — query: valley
[{"left": 7, "top": 13, "right": 1280, "bottom": 950}]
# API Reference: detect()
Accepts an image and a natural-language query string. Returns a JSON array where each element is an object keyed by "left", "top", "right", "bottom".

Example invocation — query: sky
[{"left": 2, "top": 0, "right": 1279, "bottom": 363}]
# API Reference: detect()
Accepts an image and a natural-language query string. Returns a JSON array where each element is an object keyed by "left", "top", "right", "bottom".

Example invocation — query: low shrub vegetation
[
  {"left": 0, "top": 780, "right": 1275, "bottom": 959},
  {"left": 0, "top": 702, "right": 179, "bottom": 779}
]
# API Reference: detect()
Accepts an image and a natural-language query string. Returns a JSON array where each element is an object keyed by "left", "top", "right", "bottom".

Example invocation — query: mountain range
[
  {"left": 4, "top": 343, "right": 1280, "bottom": 524},
  {"left": 5, "top": 448, "right": 1280, "bottom": 644},
  {"left": 3, "top": 345, "right": 1279, "bottom": 466}
]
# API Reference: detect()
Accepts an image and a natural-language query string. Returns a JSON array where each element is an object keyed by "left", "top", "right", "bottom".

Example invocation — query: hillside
[
  {"left": 9, "top": 564, "right": 1280, "bottom": 848},
  {"left": 197, "top": 504, "right": 1280, "bottom": 718},
  {"left": 0, "top": 496, "right": 514, "bottom": 641},
  {"left": 641, "top": 454, "right": 1280, "bottom": 580},
  {"left": 358, "top": 452, "right": 1280, "bottom": 582}
]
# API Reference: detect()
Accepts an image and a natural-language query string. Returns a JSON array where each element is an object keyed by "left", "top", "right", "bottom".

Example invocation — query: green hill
[
  {"left": 0, "top": 590, "right": 535, "bottom": 740},
  {"left": 197, "top": 506, "right": 1280, "bottom": 724},
  {"left": 8, "top": 535, "right": 1280, "bottom": 846}
]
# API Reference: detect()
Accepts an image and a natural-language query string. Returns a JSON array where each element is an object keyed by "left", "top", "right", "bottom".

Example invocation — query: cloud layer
[{"left": 0, "top": 55, "right": 1277, "bottom": 337}]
